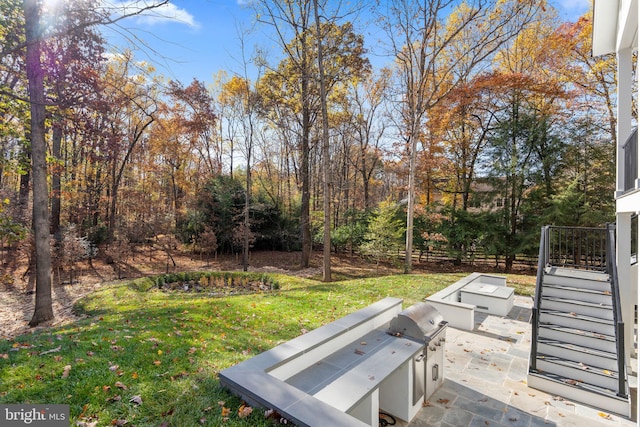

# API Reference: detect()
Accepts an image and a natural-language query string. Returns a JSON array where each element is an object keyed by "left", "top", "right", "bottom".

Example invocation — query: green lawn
[{"left": 0, "top": 271, "right": 535, "bottom": 426}]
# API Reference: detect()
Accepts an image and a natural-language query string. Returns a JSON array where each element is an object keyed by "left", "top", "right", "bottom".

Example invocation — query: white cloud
[{"left": 103, "top": 1, "right": 200, "bottom": 29}]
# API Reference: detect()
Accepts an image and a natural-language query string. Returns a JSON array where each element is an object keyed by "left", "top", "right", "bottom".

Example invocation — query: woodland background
[{"left": 0, "top": 1, "right": 620, "bottom": 313}]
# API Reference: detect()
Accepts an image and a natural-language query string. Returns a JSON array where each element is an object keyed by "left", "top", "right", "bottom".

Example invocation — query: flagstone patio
[{"left": 402, "top": 295, "right": 637, "bottom": 427}]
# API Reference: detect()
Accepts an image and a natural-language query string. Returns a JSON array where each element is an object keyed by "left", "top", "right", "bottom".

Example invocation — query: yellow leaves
[
  {"left": 220, "top": 405, "right": 231, "bottom": 418},
  {"left": 598, "top": 412, "right": 613, "bottom": 420}
]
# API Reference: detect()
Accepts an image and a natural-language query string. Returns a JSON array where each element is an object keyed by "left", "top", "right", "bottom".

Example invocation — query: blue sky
[{"left": 101, "top": 0, "right": 592, "bottom": 86}]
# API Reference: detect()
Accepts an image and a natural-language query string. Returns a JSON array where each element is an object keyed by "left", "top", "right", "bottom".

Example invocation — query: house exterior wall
[{"left": 593, "top": 1, "right": 639, "bottom": 419}]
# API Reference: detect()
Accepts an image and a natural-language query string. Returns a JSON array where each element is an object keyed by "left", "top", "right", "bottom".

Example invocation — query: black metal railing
[
  {"left": 605, "top": 223, "right": 628, "bottom": 398},
  {"left": 623, "top": 128, "right": 637, "bottom": 193},
  {"left": 530, "top": 225, "right": 627, "bottom": 398},
  {"left": 529, "top": 226, "right": 547, "bottom": 372},
  {"left": 546, "top": 226, "right": 608, "bottom": 271}
]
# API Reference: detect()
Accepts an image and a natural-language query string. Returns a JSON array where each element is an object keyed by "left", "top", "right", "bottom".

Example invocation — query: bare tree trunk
[
  {"left": 18, "top": 143, "right": 31, "bottom": 224},
  {"left": 314, "top": 0, "right": 331, "bottom": 282},
  {"left": 404, "top": 131, "right": 418, "bottom": 273},
  {"left": 51, "top": 122, "right": 62, "bottom": 241},
  {"left": 25, "top": 0, "right": 53, "bottom": 326},
  {"left": 300, "top": 57, "right": 312, "bottom": 268}
]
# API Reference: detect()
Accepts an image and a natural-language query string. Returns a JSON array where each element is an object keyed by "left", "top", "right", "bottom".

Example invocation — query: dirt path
[
  {"left": 1, "top": 246, "right": 521, "bottom": 341},
  {"left": 0, "top": 249, "right": 377, "bottom": 341}
]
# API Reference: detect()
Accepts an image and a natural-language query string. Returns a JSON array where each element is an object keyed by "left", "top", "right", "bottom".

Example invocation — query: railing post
[
  {"left": 606, "top": 223, "right": 628, "bottom": 398},
  {"left": 530, "top": 226, "right": 548, "bottom": 373}
]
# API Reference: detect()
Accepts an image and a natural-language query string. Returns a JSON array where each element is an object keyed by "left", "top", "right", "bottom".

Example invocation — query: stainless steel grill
[{"left": 388, "top": 302, "right": 448, "bottom": 404}]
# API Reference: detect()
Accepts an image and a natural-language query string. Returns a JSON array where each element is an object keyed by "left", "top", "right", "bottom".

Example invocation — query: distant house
[{"left": 424, "top": 177, "right": 508, "bottom": 213}]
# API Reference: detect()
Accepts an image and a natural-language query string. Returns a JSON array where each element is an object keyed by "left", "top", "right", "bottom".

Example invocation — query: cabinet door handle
[{"left": 432, "top": 363, "right": 439, "bottom": 381}]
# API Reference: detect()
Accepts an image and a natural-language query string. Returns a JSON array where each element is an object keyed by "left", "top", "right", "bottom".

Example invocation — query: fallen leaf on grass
[
  {"left": 62, "top": 365, "right": 71, "bottom": 379},
  {"left": 153, "top": 360, "right": 162, "bottom": 366},
  {"left": 0, "top": 354, "right": 8, "bottom": 359},
  {"left": 40, "top": 346, "right": 61, "bottom": 355},
  {"left": 221, "top": 406, "right": 231, "bottom": 417},
  {"left": 112, "top": 419, "right": 127, "bottom": 426},
  {"left": 238, "top": 405, "right": 253, "bottom": 418},
  {"left": 106, "top": 395, "right": 121, "bottom": 402},
  {"left": 109, "top": 364, "right": 119, "bottom": 372},
  {"left": 129, "top": 395, "right": 142, "bottom": 405},
  {"left": 114, "top": 381, "right": 127, "bottom": 390}
]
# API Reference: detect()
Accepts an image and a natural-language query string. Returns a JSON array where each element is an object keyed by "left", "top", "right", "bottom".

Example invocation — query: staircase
[{"left": 528, "top": 226, "right": 630, "bottom": 416}]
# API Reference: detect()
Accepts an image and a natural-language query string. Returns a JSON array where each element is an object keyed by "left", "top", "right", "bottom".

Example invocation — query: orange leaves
[{"left": 218, "top": 401, "right": 255, "bottom": 422}]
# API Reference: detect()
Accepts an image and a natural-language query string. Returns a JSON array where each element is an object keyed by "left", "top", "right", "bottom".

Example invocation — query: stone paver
[{"left": 397, "top": 295, "right": 637, "bottom": 427}]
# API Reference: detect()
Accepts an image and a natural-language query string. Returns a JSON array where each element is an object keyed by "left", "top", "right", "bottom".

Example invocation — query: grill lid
[{"left": 387, "top": 302, "right": 447, "bottom": 342}]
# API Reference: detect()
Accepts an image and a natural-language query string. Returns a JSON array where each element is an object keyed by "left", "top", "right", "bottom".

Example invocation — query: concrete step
[
  {"left": 539, "top": 309, "right": 616, "bottom": 336},
  {"left": 535, "top": 356, "right": 620, "bottom": 390},
  {"left": 543, "top": 267, "right": 610, "bottom": 292},
  {"left": 541, "top": 283, "right": 612, "bottom": 305},
  {"left": 527, "top": 371, "right": 629, "bottom": 417},
  {"left": 538, "top": 324, "right": 616, "bottom": 352},
  {"left": 540, "top": 296, "right": 613, "bottom": 321},
  {"left": 537, "top": 339, "right": 618, "bottom": 371}
]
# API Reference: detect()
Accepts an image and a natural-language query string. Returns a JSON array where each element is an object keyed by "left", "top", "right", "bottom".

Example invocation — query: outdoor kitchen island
[{"left": 219, "top": 298, "right": 448, "bottom": 427}]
